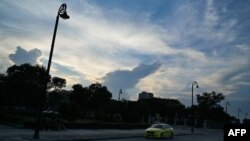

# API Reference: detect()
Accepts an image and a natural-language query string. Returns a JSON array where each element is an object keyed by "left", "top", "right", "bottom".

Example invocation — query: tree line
[{"left": 0, "top": 64, "right": 237, "bottom": 126}]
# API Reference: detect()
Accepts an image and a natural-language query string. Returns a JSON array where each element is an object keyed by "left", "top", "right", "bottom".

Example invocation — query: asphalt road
[
  {"left": 95, "top": 132, "right": 223, "bottom": 141},
  {"left": 0, "top": 124, "right": 223, "bottom": 141}
]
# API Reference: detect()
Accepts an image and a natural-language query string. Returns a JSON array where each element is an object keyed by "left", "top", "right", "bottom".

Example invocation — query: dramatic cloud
[
  {"left": 9, "top": 46, "right": 42, "bottom": 65},
  {"left": 103, "top": 62, "right": 161, "bottom": 99}
]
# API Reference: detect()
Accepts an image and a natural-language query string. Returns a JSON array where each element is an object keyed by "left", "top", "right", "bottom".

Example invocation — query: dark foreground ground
[{"left": 0, "top": 125, "right": 223, "bottom": 141}]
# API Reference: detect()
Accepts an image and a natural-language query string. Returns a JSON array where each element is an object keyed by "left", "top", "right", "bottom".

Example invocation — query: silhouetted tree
[
  {"left": 47, "top": 77, "right": 66, "bottom": 111},
  {"left": 108, "top": 100, "right": 122, "bottom": 121},
  {"left": 88, "top": 83, "right": 112, "bottom": 118},
  {"left": 197, "top": 91, "right": 224, "bottom": 108},
  {"left": 0, "top": 73, "right": 6, "bottom": 107},
  {"left": 196, "top": 91, "right": 227, "bottom": 122},
  {"left": 70, "top": 84, "right": 89, "bottom": 117},
  {"left": 139, "top": 97, "right": 185, "bottom": 123},
  {"left": 121, "top": 100, "right": 141, "bottom": 123},
  {"left": 4, "top": 64, "right": 49, "bottom": 110},
  {"left": 51, "top": 77, "right": 66, "bottom": 91},
  {"left": 243, "top": 118, "right": 250, "bottom": 124}
]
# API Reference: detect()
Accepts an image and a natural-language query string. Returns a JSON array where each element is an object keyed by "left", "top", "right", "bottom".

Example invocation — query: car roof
[
  {"left": 152, "top": 123, "right": 169, "bottom": 125},
  {"left": 152, "top": 123, "right": 172, "bottom": 127}
]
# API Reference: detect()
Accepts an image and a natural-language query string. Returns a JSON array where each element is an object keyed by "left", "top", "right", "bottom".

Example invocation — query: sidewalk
[{"left": 0, "top": 125, "right": 222, "bottom": 141}]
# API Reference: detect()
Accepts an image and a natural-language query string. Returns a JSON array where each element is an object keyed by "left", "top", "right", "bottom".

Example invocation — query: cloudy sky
[{"left": 0, "top": 0, "right": 249, "bottom": 120}]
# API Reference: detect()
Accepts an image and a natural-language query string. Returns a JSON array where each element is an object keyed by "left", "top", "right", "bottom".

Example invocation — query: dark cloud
[
  {"left": 9, "top": 46, "right": 42, "bottom": 65},
  {"left": 103, "top": 62, "right": 161, "bottom": 99}
]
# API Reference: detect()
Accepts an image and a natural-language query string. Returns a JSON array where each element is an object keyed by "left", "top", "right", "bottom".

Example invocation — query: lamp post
[
  {"left": 118, "top": 89, "right": 122, "bottom": 101},
  {"left": 191, "top": 81, "right": 199, "bottom": 133},
  {"left": 225, "top": 101, "right": 230, "bottom": 114},
  {"left": 238, "top": 108, "right": 241, "bottom": 123},
  {"left": 33, "top": 3, "right": 69, "bottom": 139}
]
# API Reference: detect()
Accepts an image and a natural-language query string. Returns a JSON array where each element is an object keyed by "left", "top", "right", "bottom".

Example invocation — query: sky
[{"left": 0, "top": 0, "right": 249, "bottom": 121}]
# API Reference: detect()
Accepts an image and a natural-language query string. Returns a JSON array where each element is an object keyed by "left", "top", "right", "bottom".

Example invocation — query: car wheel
[{"left": 160, "top": 133, "right": 164, "bottom": 139}]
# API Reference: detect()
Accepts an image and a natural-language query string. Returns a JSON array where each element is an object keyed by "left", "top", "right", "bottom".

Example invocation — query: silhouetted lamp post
[
  {"left": 238, "top": 108, "right": 241, "bottom": 123},
  {"left": 225, "top": 101, "right": 230, "bottom": 114},
  {"left": 191, "top": 81, "right": 199, "bottom": 133},
  {"left": 33, "top": 3, "right": 69, "bottom": 139},
  {"left": 118, "top": 89, "right": 122, "bottom": 101}
]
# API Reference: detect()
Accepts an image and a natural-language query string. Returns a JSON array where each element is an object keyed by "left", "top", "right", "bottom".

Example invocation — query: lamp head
[
  {"left": 192, "top": 81, "right": 199, "bottom": 88},
  {"left": 58, "top": 3, "right": 70, "bottom": 19},
  {"left": 59, "top": 11, "right": 70, "bottom": 19}
]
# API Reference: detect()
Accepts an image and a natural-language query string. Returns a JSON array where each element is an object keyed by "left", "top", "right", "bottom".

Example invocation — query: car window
[
  {"left": 165, "top": 124, "right": 170, "bottom": 128},
  {"left": 151, "top": 124, "right": 163, "bottom": 128}
]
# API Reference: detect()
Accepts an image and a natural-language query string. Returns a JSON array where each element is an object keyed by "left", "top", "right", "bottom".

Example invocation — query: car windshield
[{"left": 150, "top": 124, "right": 164, "bottom": 128}]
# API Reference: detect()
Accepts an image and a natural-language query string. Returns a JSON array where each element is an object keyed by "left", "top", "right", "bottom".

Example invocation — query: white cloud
[
  {"left": 9, "top": 46, "right": 42, "bottom": 65},
  {"left": 43, "top": 1, "right": 207, "bottom": 88},
  {"left": 236, "top": 44, "right": 250, "bottom": 54},
  {"left": 204, "top": 0, "right": 218, "bottom": 27},
  {"left": 103, "top": 62, "right": 161, "bottom": 99}
]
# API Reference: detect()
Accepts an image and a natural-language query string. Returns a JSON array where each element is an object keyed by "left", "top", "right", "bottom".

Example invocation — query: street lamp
[
  {"left": 46, "top": 3, "right": 69, "bottom": 75},
  {"left": 33, "top": 3, "right": 69, "bottom": 139},
  {"left": 225, "top": 101, "right": 230, "bottom": 114},
  {"left": 118, "top": 89, "right": 122, "bottom": 101},
  {"left": 191, "top": 81, "right": 199, "bottom": 133},
  {"left": 238, "top": 108, "right": 241, "bottom": 123}
]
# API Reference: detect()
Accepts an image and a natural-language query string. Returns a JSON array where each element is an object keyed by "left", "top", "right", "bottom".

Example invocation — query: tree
[
  {"left": 47, "top": 77, "right": 66, "bottom": 111},
  {"left": 121, "top": 101, "right": 141, "bottom": 123},
  {"left": 0, "top": 73, "right": 6, "bottom": 81},
  {"left": 139, "top": 97, "right": 185, "bottom": 123},
  {"left": 197, "top": 91, "right": 224, "bottom": 108},
  {"left": 51, "top": 77, "right": 66, "bottom": 91},
  {"left": 0, "top": 73, "right": 6, "bottom": 107},
  {"left": 70, "top": 84, "right": 90, "bottom": 117},
  {"left": 196, "top": 91, "right": 226, "bottom": 122},
  {"left": 69, "top": 83, "right": 112, "bottom": 119},
  {"left": 88, "top": 83, "right": 112, "bottom": 118},
  {"left": 4, "top": 64, "right": 49, "bottom": 110}
]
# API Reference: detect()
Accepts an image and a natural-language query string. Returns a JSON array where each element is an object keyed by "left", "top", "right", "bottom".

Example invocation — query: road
[
  {"left": 95, "top": 132, "right": 223, "bottom": 141},
  {"left": 0, "top": 124, "right": 223, "bottom": 141}
]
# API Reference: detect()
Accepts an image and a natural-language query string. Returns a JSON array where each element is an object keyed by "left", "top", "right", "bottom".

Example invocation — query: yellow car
[{"left": 145, "top": 123, "right": 174, "bottom": 139}]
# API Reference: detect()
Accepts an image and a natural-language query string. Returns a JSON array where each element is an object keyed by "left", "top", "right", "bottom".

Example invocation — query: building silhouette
[{"left": 138, "top": 91, "right": 154, "bottom": 100}]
